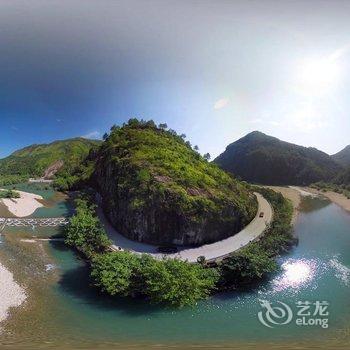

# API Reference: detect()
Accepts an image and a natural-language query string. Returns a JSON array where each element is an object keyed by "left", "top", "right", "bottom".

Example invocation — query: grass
[
  {"left": 0, "top": 189, "right": 20, "bottom": 199},
  {"left": 311, "top": 181, "right": 350, "bottom": 199}
]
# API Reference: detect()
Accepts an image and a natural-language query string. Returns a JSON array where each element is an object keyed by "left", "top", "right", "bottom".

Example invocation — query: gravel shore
[{"left": 0, "top": 262, "right": 26, "bottom": 323}]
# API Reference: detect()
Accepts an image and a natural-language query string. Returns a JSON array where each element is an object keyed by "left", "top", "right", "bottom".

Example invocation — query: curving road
[{"left": 99, "top": 192, "right": 273, "bottom": 263}]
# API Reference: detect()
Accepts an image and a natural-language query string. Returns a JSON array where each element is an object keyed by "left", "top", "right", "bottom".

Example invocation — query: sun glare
[
  {"left": 296, "top": 57, "right": 340, "bottom": 95},
  {"left": 272, "top": 259, "right": 316, "bottom": 292}
]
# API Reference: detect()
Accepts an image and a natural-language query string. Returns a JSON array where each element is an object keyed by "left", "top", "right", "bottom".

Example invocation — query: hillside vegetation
[
  {"left": 65, "top": 197, "right": 218, "bottom": 307},
  {"left": 64, "top": 188, "right": 294, "bottom": 306},
  {"left": 0, "top": 138, "right": 100, "bottom": 179},
  {"left": 311, "top": 146, "right": 350, "bottom": 198},
  {"left": 334, "top": 167, "right": 350, "bottom": 185},
  {"left": 0, "top": 189, "right": 20, "bottom": 199},
  {"left": 332, "top": 145, "right": 350, "bottom": 168},
  {"left": 94, "top": 119, "right": 257, "bottom": 246},
  {"left": 214, "top": 131, "right": 342, "bottom": 185}
]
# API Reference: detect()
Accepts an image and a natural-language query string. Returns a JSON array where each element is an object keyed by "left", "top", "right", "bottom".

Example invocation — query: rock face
[
  {"left": 94, "top": 120, "right": 257, "bottom": 246},
  {"left": 43, "top": 160, "right": 64, "bottom": 179}
]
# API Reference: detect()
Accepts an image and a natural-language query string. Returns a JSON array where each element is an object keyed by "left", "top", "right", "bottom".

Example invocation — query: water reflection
[
  {"left": 299, "top": 196, "right": 330, "bottom": 213},
  {"left": 272, "top": 259, "right": 316, "bottom": 292},
  {"left": 329, "top": 256, "right": 350, "bottom": 286},
  {"left": 2, "top": 189, "right": 350, "bottom": 347}
]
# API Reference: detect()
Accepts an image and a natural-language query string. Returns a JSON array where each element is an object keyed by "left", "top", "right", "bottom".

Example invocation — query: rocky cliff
[{"left": 94, "top": 119, "right": 257, "bottom": 246}]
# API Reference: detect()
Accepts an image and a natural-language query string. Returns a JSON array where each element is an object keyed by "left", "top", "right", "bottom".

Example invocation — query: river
[{"left": 0, "top": 184, "right": 349, "bottom": 349}]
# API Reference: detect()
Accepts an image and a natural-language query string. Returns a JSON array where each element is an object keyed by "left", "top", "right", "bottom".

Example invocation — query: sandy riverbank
[
  {"left": 268, "top": 185, "right": 350, "bottom": 221},
  {"left": 305, "top": 187, "right": 350, "bottom": 213},
  {"left": 0, "top": 189, "right": 44, "bottom": 217},
  {"left": 0, "top": 262, "right": 26, "bottom": 324}
]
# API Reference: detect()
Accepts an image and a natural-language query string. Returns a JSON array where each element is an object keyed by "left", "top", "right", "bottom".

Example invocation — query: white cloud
[
  {"left": 82, "top": 131, "right": 101, "bottom": 139},
  {"left": 214, "top": 97, "right": 229, "bottom": 110}
]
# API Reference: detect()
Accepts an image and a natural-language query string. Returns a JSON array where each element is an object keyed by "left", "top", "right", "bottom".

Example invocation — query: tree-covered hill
[
  {"left": 332, "top": 145, "right": 350, "bottom": 168},
  {"left": 214, "top": 131, "right": 342, "bottom": 186},
  {"left": 93, "top": 119, "right": 257, "bottom": 246},
  {"left": 0, "top": 138, "right": 101, "bottom": 178},
  {"left": 334, "top": 167, "right": 350, "bottom": 185}
]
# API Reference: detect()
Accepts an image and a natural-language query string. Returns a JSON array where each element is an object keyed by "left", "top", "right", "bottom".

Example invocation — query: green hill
[
  {"left": 332, "top": 145, "right": 350, "bottom": 168},
  {"left": 94, "top": 119, "right": 257, "bottom": 246},
  {"left": 0, "top": 138, "right": 101, "bottom": 178},
  {"left": 214, "top": 131, "right": 342, "bottom": 186},
  {"left": 334, "top": 167, "right": 350, "bottom": 185}
]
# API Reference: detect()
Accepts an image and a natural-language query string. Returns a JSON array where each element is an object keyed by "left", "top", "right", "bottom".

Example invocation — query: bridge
[{"left": 0, "top": 217, "right": 69, "bottom": 231}]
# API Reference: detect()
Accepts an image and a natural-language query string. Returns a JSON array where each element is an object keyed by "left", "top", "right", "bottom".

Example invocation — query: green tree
[
  {"left": 64, "top": 199, "right": 111, "bottom": 258},
  {"left": 90, "top": 250, "right": 218, "bottom": 307},
  {"left": 127, "top": 118, "right": 141, "bottom": 127},
  {"left": 203, "top": 153, "right": 211, "bottom": 161},
  {"left": 159, "top": 123, "right": 168, "bottom": 130},
  {"left": 0, "top": 189, "right": 20, "bottom": 199},
  {"left": 91, "top": 252, "right": 140, "bottom": 296},
  {"left": 141, "top": 258, "right": 219, "bottom": 307},
  {"left": 219, "top": 243, "right": 277, "bottom": 286}
]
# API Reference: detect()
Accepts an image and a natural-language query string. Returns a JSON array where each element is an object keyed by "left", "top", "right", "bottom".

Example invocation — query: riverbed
[{"left": 0, "top": 185, "right": 349, "bottom": 349}]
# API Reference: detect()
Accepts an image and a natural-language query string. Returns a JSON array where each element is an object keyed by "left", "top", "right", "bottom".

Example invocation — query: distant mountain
[
  {"left": 332, "top": 145, "right": 350, "bottom": 168},
  {"left": 0, "top": 138, "right": 101, "bottom": 178},
  {"left": 214, "top": 131, "right": 342, "bottom": 185}
]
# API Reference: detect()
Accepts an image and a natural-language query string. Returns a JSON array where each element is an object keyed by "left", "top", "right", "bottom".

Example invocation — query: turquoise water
[
  {"left": 40, "top": 197, "right": 350, "bottom": 343},
  {"left": 3, "top": 183, "right": 55, "bottom": 198},
  {"left": 1, "top": 193, "right": 350, "bottom": 347},
  {"left": 3, "top": 182, "right": 74, "bottom": 217}
]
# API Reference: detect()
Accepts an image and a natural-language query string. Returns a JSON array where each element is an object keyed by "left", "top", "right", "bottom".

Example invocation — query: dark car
[
  {"left": 157, "top": 246, "right": 178, "bottom": 253},
  {"left": 259, "top": 212, "right": 264, "bottom": 218}
]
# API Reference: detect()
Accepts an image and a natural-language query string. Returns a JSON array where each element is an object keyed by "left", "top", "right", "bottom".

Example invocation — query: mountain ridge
[
  {"left": 214, "top": 131, "right": 342, "bottom": 185},
  {"left": 0, "top": 137, "right": 101, "bottom": 178},
  {"left": 332, "top": 144, "right": 350, "bottom": 168}
]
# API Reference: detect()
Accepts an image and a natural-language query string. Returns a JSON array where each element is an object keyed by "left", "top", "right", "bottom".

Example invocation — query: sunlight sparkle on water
[{"left": 272, "top": 259, "right": 316, "bottom": 292}]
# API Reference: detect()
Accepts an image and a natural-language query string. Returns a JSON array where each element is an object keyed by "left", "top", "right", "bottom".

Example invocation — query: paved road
[{"left": 99, "top": 192, "right": 273, "bottom": 263}]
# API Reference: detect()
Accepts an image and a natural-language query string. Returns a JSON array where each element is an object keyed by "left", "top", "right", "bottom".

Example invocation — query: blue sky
[{"left": 1, "top": 0, "right": 350, "bottom": 158}]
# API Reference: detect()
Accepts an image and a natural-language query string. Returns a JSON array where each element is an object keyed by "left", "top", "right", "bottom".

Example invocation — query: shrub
[
  {"left": 219, "top": 243, "right": 277, "bottom": 285},
  {"left": 141, "top": 257, "right": 219, "bottom": 307},
  {"left": 91, "top": 252, "right": 141, "bottom": 296},
  {"left": 0, "top": 189, "right": 20, "bottom": 199},
  {"left": 91, "top": 251, "right": 218, "bottom": 307},
  {"left": 64, "top": 198, "right": 111, "bottom": 258}
]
